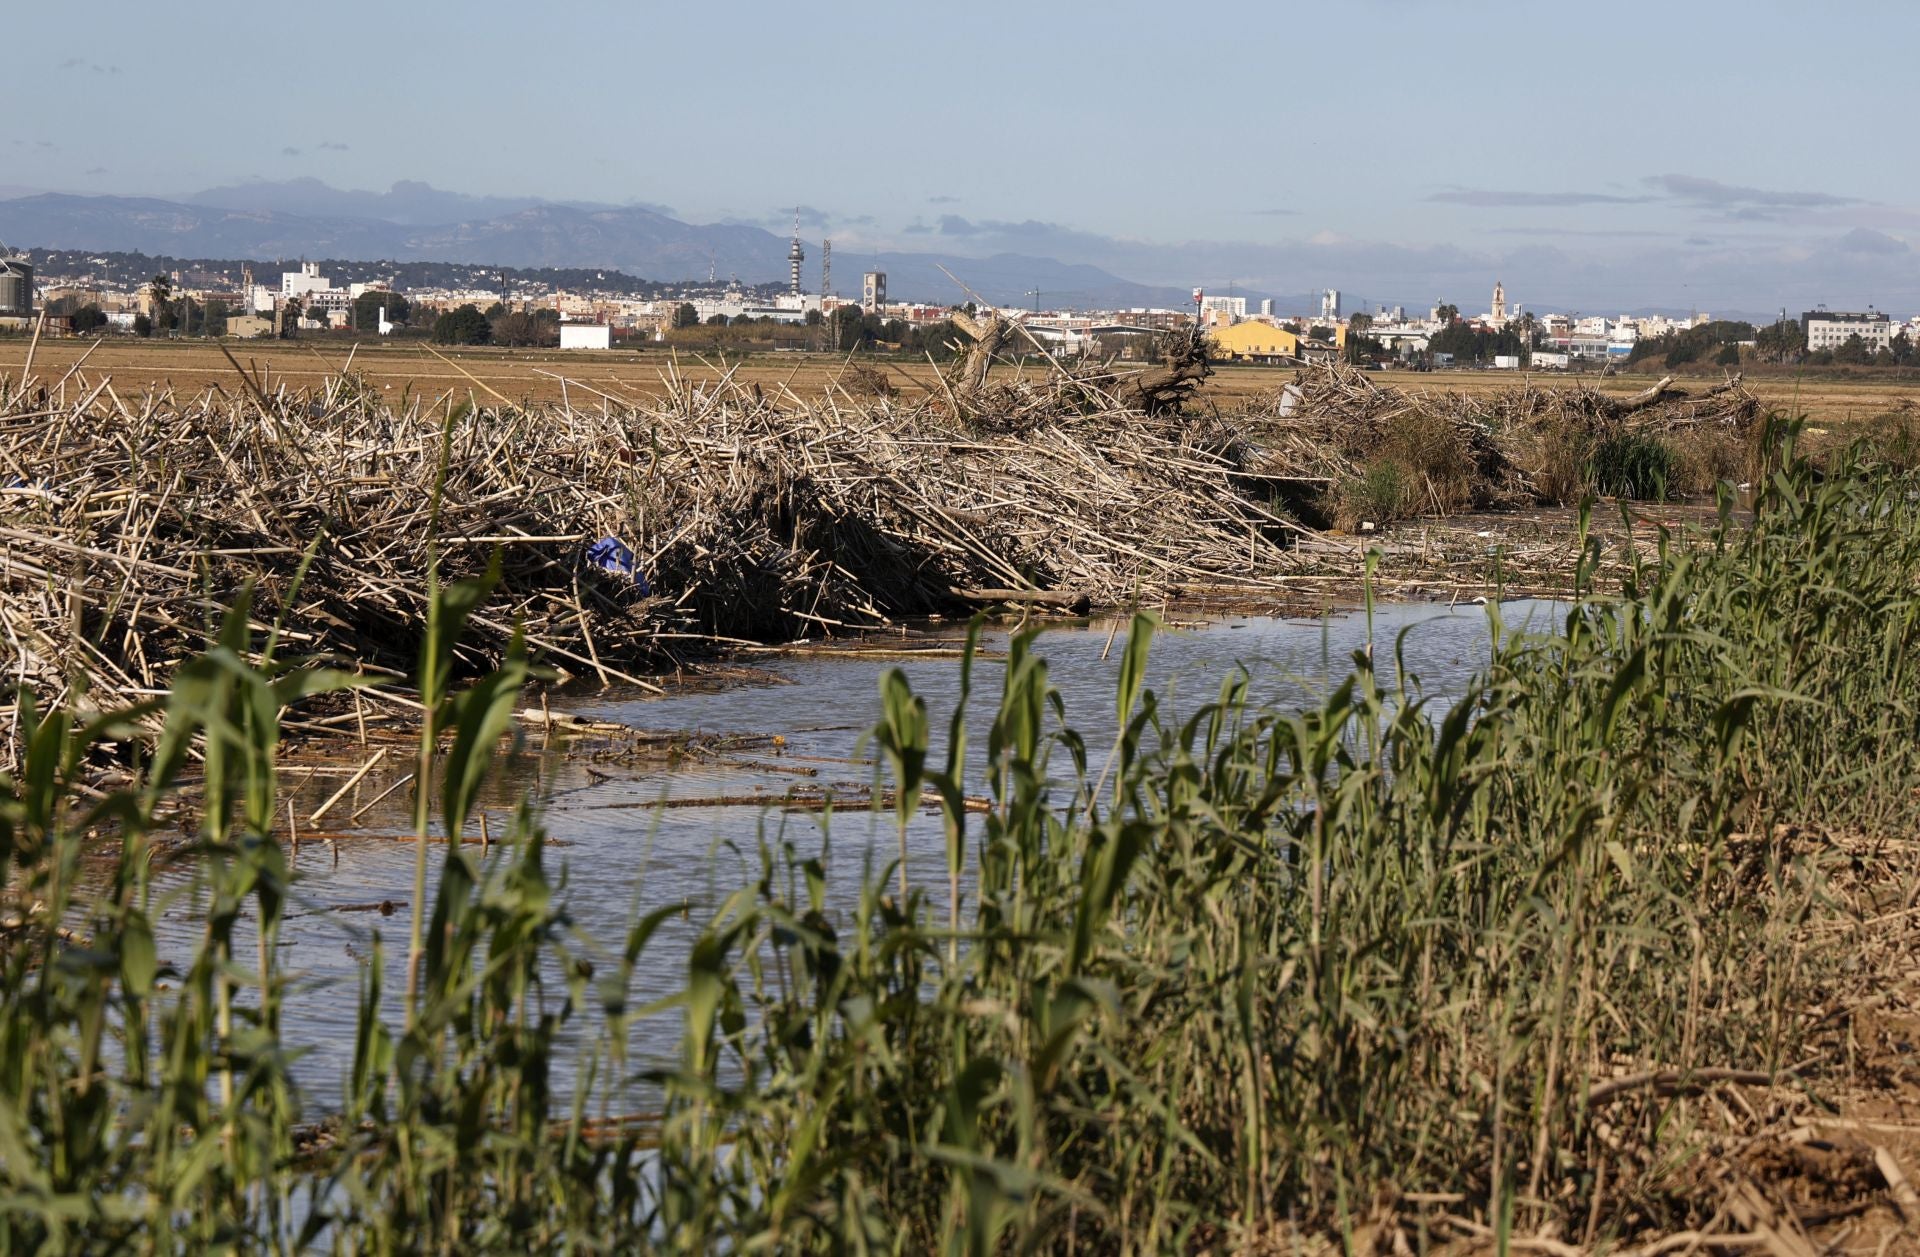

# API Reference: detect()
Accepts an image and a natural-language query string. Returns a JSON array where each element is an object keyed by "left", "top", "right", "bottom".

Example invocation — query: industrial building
[
  {"left": 0, "top": 249, "right": 33, "bottom": 319},
  {"left": 862, "top": 271, "right": 886, "bottom": 312},
  {"left": 225, "top": 314, "right": 274, "bottom": 339},
  {"left": 1209, "top": 322, "right": 1301, "bottom": 363}
]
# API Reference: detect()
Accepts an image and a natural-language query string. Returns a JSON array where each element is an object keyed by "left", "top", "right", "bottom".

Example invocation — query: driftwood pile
[
  {"left": 0, "top": 360, "right": 1300, "bottom": 736},
  {"left": 0, "top": 343, "right": 1782, "bottom": 762},
  {"left": 1237, "top": 362, "right": 1763, "bottom": 514}
]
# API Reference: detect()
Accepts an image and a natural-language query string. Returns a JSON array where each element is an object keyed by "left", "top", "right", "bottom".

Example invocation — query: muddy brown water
[{"left": 149, "top": 599, "right": 1562, "bottom": 1110}]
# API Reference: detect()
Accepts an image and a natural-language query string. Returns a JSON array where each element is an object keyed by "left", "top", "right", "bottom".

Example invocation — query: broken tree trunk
[
  {"left": 1111, "top": 328, "right": 1213, "bottom": 415},
  {"left": 950, "top": 310, "right": 1015, "bottom": 392},
  {"left": 1604, "top": 374, "right": 1680, "bottom": 418}
]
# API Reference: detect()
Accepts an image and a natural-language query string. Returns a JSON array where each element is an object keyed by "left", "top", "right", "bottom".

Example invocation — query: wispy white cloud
[
  {"left": 1430, "top": 187, "right": 1654, "bottom": 208},
  {"left": 1642, "top": 173, "right": 1861, "bottom": 213}
]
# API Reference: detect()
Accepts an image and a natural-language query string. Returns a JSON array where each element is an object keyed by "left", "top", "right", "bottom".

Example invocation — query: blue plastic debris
[{"left": 586, "top": 536, "right": 649, "bottom": 594}]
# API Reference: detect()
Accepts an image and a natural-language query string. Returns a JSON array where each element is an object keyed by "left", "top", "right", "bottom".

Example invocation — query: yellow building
[
  {"left": 1209, "top": 321, "right": 1300, "bottom": 362},
  {"left": 225, "top": 314, "right": 274, "bottom": 338}
]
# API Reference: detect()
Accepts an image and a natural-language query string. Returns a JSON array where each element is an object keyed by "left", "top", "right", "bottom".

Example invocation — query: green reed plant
[
  {"left": 2, "top": 424, "right": 1918, "bottom": 1251},
  {"left": 1586, "top": 430, "right": 1678, "bottom": 500}
]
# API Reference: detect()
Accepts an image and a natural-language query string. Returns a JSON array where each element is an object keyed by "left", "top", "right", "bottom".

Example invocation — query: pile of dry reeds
[
  {"left": 0, "top": 359, "right": 1303, "bottom": 732},
  {"left": 0, "top": 348, "right": 1778, "bottom": 751},
  {"left": 1238, "top": 362, "right": 1763, "bottom": 522}
]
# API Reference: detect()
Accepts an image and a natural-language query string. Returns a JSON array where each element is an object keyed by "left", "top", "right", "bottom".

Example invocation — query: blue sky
[{"left": 9, "top": 1, "right": 1918, "bottom": 312}]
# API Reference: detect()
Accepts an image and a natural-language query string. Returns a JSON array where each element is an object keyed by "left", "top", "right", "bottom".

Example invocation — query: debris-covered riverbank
[{"left": 0, "top": 349, "right": 1777, "bottom": 769}]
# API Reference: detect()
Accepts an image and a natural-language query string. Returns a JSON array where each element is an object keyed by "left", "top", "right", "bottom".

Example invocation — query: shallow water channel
[{"left": 152, "top": 599, "right": 1557, "bottom": 1110}]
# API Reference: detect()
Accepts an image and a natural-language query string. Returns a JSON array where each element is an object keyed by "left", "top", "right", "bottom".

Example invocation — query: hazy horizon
[{"left": 8, "top": 1, "right": 1919, "bottom": 312}]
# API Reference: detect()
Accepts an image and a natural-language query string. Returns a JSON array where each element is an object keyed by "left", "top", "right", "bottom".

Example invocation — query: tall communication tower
[{"left": 788, "top": 208, "right": 805, "bottom": 298}]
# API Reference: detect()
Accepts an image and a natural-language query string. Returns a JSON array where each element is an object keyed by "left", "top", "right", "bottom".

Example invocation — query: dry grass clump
[
  {"left": 1327, "top": 406, "right": 1482, "bottom": 528},
  {"left": 1244, "top": 363, "right": 1764, "bottom": 517},
  {"left": 1667, "top": 423, "right": 1752, "bottom": 493},
  {"left": 837, "top": 361, "right": 896, "bottom": 400},
  {"left": 1484, "top": 372, "right": 1759, "bottom": 503},
  {"left": 1857, "top": 399, "right": 1920, "bottom": 470}
]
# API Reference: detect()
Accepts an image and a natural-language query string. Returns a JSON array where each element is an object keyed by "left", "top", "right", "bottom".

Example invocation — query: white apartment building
[
  {"left": 1802, "top": 309, "right": 1893, "bottom": 352},
  {"left": 281, "top": 262, "right": 332, "bottom": 299},
  {"left": 1201, "top": 295, "right": 1247, "bottom": 322}
]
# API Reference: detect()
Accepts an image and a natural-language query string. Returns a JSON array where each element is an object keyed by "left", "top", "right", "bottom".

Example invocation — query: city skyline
[{"left": 7, "top": 1, "right": 1920, "bottom": 311}]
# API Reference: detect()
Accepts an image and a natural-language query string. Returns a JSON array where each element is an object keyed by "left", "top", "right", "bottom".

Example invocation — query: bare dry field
[{"left": 3, "top": 336, "right": 1917, "bottom": 424}]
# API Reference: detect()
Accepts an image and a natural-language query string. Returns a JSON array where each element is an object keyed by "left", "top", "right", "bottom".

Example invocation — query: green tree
[
  {"left": 133, "top": 312, "right": 152, "bottom": 338},
  {"left": 147, "top": 275, "right": 177, "bottom": 333},
  {"left": 916, "top": 319, "right": 965, "bottom": 360},
  {"left": 831, "top": 305, "right": 873, "bottom": 350},
  {"left": 1434, "top": 302, "right": 1459, "bottom": 324},
  {"left": 353, "top": 290, "right": 410, "bottom": 331},
  {"left": 432, "top": 303, "right": 492, "bottom": 346},
  {"left": 804, "top": 308, "right": 822, "bottom": 326},
  {"left": 1834, "top": 333, "right": 1871, "bottom": 365},
  {"left": 1347, "top": 312, "right": 1374, "bottom": 333},
  {"left": 1343, "top": 333, "right": 1386, "bottom": 365},
  {"left": 672, "top": 302, "right": 699, "bottom": 329},
  {"left": 1427, "top": 322, "right": 1526, "bottom": 364},
  {"left": 69, "top": 304, "right": 107, "bottom": 334},
  {"left": 1755, "top": 319, "right": 1806, "bottom": 362},
  {"left": 1627, "top": 334, "right": 1671, "bottom": 367},
  {"left": 491, "top": 311, "right": 555, "bottom": 347},
  {"left": 202, "top": 298, "right": 228, "bottom": 338}
]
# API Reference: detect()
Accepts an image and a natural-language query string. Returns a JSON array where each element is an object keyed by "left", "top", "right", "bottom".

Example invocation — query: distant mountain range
[{"left": 0, "top": 183, "right": 1194, "bottom": 308}]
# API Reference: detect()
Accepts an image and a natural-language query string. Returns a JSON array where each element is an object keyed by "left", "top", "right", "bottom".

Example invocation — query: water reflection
[{"left": 151, "top": 600, "right": 1558, "bottom": 1111}]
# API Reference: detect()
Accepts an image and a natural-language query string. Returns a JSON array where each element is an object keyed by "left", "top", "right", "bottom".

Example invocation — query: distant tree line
[
  {"left": 426, "top": 302, "right": 570, "bottom": 347},
  {"left": 1625, "top": 320, "right": 1754, "bottom": 370},
  {"left": 1426, "top": 321, "right": 1528, "bottom": 364},
  {"left": 657, "top": 305, "right": 978, "bottom": 360}
]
